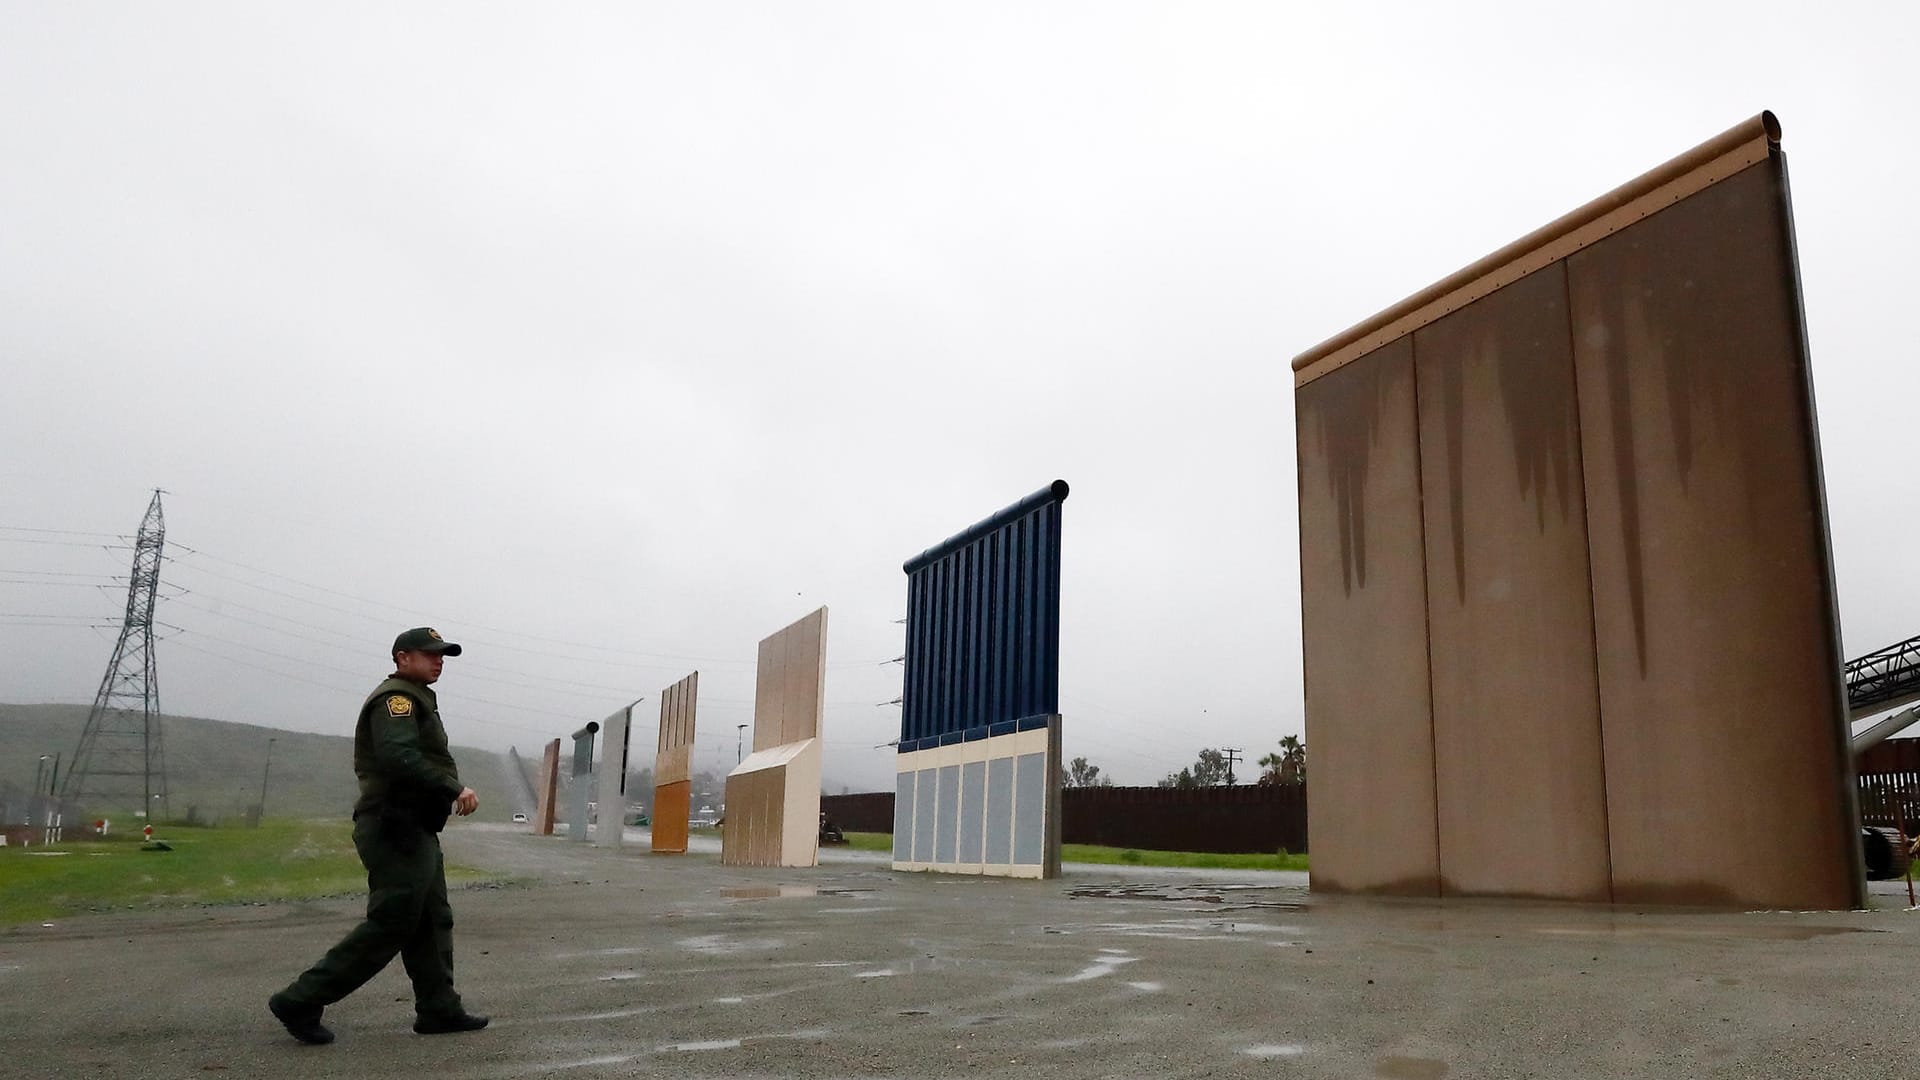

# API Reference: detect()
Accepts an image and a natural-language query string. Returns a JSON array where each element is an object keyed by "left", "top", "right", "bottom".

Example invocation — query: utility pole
[
  {"left": 258, "top": 737, "right": 276, "bottom": 819},
  {"left": 64, "top": 490, "right": 170, "bottom": 819},
  {"left": 30, "top": 756, "right": 49, "bottom": 824},
  {"left": 736, "top": 724, "right": 747, "bottom": 765},
  {"left": 1222, "top": 747, "right": 1243, "bottom": 786}
]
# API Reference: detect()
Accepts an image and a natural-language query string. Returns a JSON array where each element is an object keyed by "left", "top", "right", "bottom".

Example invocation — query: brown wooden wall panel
[
  {"left": 533, "top": 738, "right": 560, "bottom": 836},
  {"left": 1413, "top": 263, "right": 1613, "bottom": 901},
  {"left": 1296, "top": 337, "right": 1440, "bottom": 896},
  {"left": 1568, "top": 160, "right": 1857, "bottom": 909},
  {"left": 753, "top": 608, "right": 826, "bottom": 751},
  {"left": 652, "top": 780, "right": 690, "bottom": 854}
]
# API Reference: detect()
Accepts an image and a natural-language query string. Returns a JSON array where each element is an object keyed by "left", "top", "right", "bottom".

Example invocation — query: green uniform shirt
[{"left": 352, "top": 676, "right": 463, "bottom": 817}]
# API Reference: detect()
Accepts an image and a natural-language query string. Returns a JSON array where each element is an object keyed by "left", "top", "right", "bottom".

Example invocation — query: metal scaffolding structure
[
  {"left": 1847, "top": 634, "right": 1920, "bottom": 720},
  {"left": 61, "top": 490, "right": 170, "bottom": 821}
]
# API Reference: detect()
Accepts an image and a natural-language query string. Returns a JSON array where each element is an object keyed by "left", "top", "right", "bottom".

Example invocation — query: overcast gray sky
[{"left": 3, "top": 2, "right": 1915, "bottom": 792}]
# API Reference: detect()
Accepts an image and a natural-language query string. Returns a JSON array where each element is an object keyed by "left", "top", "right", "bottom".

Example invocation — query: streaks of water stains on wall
[
  {"left": 1413, "top": 263, "right": 1610, "bottom": 903},
  {"left": 1291, "top": 113, "right": 1859, "bottom": 909},
  {"left": 1295, "top": 338, "right": 1441, "bottom": 898},
  {"left": 1569, "top": 158, "right": 1855, "bottom": 911},
  {"left": 1299, "top": 340, "right": 1404, "bottom": 596}
]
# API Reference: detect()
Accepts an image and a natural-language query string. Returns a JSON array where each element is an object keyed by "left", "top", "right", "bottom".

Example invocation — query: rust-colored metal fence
[{"left": 1858, "top": 739, "right": 1920, "bottom": 833}]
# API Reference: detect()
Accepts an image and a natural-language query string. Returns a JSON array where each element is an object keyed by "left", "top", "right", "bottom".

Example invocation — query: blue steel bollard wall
[{"left": 895, "top": 481, "right": 1066, "bottom": 878}]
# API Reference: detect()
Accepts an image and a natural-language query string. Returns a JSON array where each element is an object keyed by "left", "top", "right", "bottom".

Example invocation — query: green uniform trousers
[{"left": 281, "top": 811, "right": 463, "bottom": 1017}]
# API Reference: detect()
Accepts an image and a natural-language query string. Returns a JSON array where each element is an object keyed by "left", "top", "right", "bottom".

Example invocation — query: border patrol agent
[{"left": 269, "top": 627, "right": 488, "bottom": 1044}]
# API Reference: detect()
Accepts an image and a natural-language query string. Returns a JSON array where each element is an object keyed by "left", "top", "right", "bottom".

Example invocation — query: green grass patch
[
  {"left": 842, "top": 832, "right": 1309, "bottom": 872},
  {"left": 843, "top": 831, "right": 892, "bottom": 853},
  {"left": 0, "top": 819, "right": 499, "bottom": 926}
]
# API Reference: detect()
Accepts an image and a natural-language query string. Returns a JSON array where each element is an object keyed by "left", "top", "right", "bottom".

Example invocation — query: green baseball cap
[{"left": 392, "top": 627, "right": 463, "bottom": 656}]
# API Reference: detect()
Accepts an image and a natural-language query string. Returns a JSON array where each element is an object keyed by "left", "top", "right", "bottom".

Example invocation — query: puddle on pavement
[
  {"left": 1376, "top": 1055, "right": 1449, "bottom": 1079},
  {"left": 1533, "top": 924, "right": 1881, "bottom": 942},
  {"left": 663, "top": 1039, "right": 742, "bottom": 1052},
  {"left": 1060, "top": 952, "right": 1140, "bottom": 983},
  {"left": 723, "top": 885, "right": 816, "bottom": 900},
  {"left": 1068, "top": 882, "right": 1308, "bottom": 912},
  {"left": 677, "top": 933, "right": 787, "bottom": 955},
  {"left": 1244, "top": 1044, "right": 1307, "bottom": 1059},
  {"left": 1047, "top": 917, "right": 1303, "bottom": 943},
  {"left": 527, "top": 1029, "right": 829, "bottom": 1072},
  {"left": 721, "top": 885, "right": 877, "bottom": 901}
]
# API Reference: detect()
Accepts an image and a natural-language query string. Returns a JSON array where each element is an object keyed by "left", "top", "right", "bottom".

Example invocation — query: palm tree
[{"left": 1259, "top": 735, "right": 1306, "bottom": 785}]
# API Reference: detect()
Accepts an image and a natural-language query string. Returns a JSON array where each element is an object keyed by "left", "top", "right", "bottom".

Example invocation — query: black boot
[
  {"left": 414, "top": 1011, "right": 489, "bottom": 1035},
  {"left": 268, "top": 993, "right": 335, "bottom": 1045}
]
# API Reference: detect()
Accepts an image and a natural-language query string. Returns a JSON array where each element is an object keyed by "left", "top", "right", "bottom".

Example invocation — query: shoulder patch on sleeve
[{"left": 386, "top": 695, "right": 414, "bottom": 717}]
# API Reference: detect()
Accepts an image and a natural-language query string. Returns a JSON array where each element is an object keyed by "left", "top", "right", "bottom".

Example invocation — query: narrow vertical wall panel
[
  {"left": 1413, "top": 263, "right": 1612, "bottom": 902},
  {"left": 1568, "top": 160, "right": 1856, "bottom": 909},
  {"left": 533, "top": 738, "right": 560, "bottom": 836},
  {"left": 892, "top": 770, "right": 916, "bottom": 863},
  {"left": 593, "top": 707, "right": 630, "bottom": 848},
  {"left": 653, "top": 671, "right": 698, "bottom": 854},
  {"left": 568, "top": 723, "right": 598, "bottom": 845},
  {"left": 1296, "top": 338, "right": 1439, "bottom": 896}
]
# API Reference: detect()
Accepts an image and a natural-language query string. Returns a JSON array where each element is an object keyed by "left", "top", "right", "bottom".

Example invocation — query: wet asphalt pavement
[{"left": 2, "top": 822, "right": 1917, "bottom": 1079}]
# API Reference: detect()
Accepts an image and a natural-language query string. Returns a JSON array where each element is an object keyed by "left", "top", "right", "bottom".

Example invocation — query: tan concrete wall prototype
[
  {"left": 1567, "top": 162, "right": 1854, "bottom": 909},
  {"left": 1295, "top": 337, "right": 1441, "bottom": 897},
  {"left": 721, "top": 740, "right": 822, "bottom": 868},
  {"left": 533, "top": 738, "right": 560, "bottom": 836},
  {"left": 1293, "top": 119, "right": 1859, "bottom": 909},
  {"left": 652, "top": 671, "right": 698, "bottom": 854},
  {"left": 722, "top": 607, "right": 827, "bottom": 868},
  {"left": 754, "top": 608, "right": 825, "bottom": 751},
  {"left": 1413, "top": 263, "right": 1612, "bottom": 903}
]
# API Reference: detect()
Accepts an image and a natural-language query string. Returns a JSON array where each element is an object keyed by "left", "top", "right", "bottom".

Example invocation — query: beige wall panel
[
  {"left": 780, "top": 739, "right": 823, "bottom": 867},
  {"left": 753, "top": 634, "right": 785, "bottom": 753},
  {"left": 752, "top": 608, "right": 825, "bottom": 751},
  {"left": 1569, "top": 161, "right": 1856, "bottom": 909},
  {"left": 655, "top": 672, "right": 698, "bottom": 785},
  {"left": 1296, "top": 337, "right": 1440, "bottom": 896},
  {"left": 1414, "top": 263, "right": 1613, "bottom": 901},
  {"left": 656, "top": 745, "right": 692, "bottom": 785},
  {"left": 782, "top": 611, "right": 825, "bottom": 746}
]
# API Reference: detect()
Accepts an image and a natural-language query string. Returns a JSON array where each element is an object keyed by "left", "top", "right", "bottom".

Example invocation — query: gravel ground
[{"left": 1, "top": 822, "right": 1915, "bottom": 1079}]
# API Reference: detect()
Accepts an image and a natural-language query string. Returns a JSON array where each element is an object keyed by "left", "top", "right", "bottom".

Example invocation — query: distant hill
[{"left": 0, "top": 703, "right": 526, "bottom": 825}]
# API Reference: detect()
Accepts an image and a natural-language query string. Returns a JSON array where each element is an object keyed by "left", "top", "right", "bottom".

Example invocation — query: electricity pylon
[{"left": 62, "top": 490, "right": 170, "bottom": 821}]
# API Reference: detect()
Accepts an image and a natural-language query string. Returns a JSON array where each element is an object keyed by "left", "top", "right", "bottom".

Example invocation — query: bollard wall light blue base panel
[{"left": 892, "top": 715, "right": 1061, "bottom": 879}]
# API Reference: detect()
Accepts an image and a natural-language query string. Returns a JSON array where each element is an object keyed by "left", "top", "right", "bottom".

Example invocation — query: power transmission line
[
  {"left": 0, "top": 525, "right": 130, "bottom": 538},
  {"left": 166, "top": 540, "right": 895, "bottom": 671}
]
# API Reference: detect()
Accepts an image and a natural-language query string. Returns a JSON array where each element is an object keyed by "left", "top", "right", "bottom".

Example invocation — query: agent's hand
[{"left": 454, "top": 788, "right": 479, "bottom": 816}]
